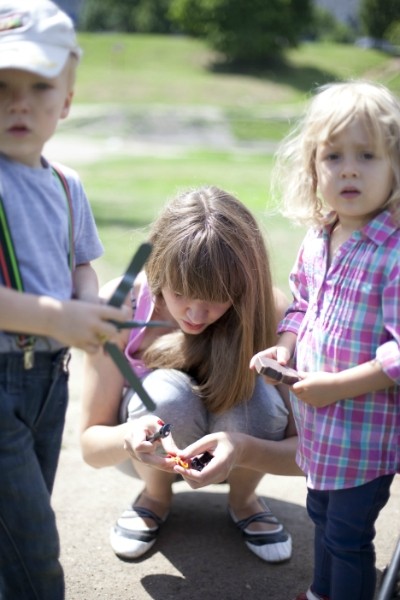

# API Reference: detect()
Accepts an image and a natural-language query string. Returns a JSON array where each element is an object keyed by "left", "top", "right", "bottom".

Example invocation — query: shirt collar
[
  {"left": 361, "top": 210, "right": 399, "bottom": 245},
  {"left": 322, "top": 210, "right": 398, "bottom": 246}
]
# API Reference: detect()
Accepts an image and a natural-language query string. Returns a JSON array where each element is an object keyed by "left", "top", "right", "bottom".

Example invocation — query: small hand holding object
[
  {"left": 124, "top": 416, "right": 213, "bottom": 472},
  {"left": 173, "top": 432, "right": 235, "bottom": 488},
  {"left": 124, "top": 416, "right": 169, "bottom": 461},
  {"left": 254, "top": 356, "right": 300, "bottom": 385},
  {"left": 146, "top": 422, "right": 189, "bottom": 467},
  {"left": 124, "top": 417, "right": 182, "bottom": 473},
  {"left": 145, "top": 421, "right": 213, "bottom": 470},
  {"left": 145, "top": 422, "right": 191, "bottom": 468}
]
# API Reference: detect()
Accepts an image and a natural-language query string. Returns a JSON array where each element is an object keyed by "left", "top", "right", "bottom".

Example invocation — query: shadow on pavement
[
  {"left": 54, "top": 354, "right": 398, "bottom": 600},
  {"left": 138, "top": 490, "right": 312, "bottom": 600}
]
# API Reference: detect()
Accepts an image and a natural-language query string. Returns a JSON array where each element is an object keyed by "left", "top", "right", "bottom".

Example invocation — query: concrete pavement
[{"left": 53, "top": 351, "right": 400, "bottom": 600}]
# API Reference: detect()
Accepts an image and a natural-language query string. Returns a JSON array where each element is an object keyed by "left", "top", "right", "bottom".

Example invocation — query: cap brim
[{"left": 0, "top": 41, "right": 71, "bottom": 77}]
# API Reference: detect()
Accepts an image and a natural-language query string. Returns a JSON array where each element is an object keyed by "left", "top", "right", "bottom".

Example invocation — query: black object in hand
[
  {"left": 190, "top": 451, "right": 213, "bottom": 471},
  {"left": 146, "top": 423, "right": 172, "bottom": 442}
]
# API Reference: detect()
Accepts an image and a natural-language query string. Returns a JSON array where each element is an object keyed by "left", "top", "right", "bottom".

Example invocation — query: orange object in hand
[{"left": 167, "top": 453, "right": 189, "bottom": 469}]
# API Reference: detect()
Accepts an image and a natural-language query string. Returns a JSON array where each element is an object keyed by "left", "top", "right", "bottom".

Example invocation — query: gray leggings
[{"left": 121, "top": 369, "right": 288, "bottom": 448}]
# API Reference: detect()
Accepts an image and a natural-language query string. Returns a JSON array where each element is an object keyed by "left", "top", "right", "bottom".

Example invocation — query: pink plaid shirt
[{"left": 279, "top": 210, "right": 400, "bottom": 490}]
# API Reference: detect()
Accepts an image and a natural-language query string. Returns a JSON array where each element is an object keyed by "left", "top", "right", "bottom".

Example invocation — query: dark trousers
[
  {"left": 0, "top": 351, "right": 69, "bottom": 600},
  {"left": 307, "top": 474, "right": 394, "bottom": 600}
]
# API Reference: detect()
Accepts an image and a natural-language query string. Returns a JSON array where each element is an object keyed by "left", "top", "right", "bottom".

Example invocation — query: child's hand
[
  {"left": 174, "top": 432, "right": 238, "bottom": 489},
  {"left": 250, "top": 345, "right": 292, "bottom": 369},
  {"left": 292, "top": 371, "right": 342, "bottom": 407},
  {"left": 124, "top": 416, "right": 182, "bottom": 473},
  {"left": 250, "top": 346, "right": 293, "bottom": 385},
  {"left": 292, "top": 359, "right": 393, "bottom": 408},
  {"left": 48, "top": 298, "right": 127, "bottom": 353}
]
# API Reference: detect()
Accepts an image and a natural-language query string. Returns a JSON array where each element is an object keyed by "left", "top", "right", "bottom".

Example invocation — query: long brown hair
[{"left": 143, "top": 186, "right": 277, "bottom": 413}]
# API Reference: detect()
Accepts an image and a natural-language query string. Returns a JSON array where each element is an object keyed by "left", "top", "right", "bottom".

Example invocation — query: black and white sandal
[
  {"left": 110, "top": 504, "right": 168, "bottom": 559},
  {"left": 228, "top": 498, "right": 292, "bottom": 563}
]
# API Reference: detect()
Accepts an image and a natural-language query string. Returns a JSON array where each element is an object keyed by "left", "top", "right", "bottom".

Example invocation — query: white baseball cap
[{"left": 0, "top": 0, "right": 82, "bottom": 78}]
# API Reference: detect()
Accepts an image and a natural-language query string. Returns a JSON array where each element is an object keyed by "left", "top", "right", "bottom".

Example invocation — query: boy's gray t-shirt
[{"left": 0, "top": 154, "right": 104, "bottom": 350}]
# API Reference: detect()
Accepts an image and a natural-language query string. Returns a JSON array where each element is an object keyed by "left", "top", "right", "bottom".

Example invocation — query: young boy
[{"left": 0, "top": 1, "right": 126, "bottom": 598}]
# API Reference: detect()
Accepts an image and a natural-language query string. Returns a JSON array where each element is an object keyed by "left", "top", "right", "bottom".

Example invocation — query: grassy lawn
[
  {"left": 73, "top": 34, "right": 397, "bottom": 141},
  {"left": 75, "top": 34, "right": 395, "bottom": 107},
  {"left": 77, "top": 151, "right": 306, "bottom": 293},
  {"left": 65, "top": 33, "right": 397, "bottom": 293}
]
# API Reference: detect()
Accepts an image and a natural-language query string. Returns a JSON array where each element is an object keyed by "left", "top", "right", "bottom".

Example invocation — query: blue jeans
[
  {"left": 0, "top": 351, "right": 69, "bottom": 600},
  {"left": 307, "top": 474, "right": 394, "bottom": 600}
]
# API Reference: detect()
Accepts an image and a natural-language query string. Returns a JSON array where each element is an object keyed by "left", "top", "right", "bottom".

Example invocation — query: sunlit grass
[
  {"left": 77, "top": 150, "right": 306, "bottom": 293},
  {"left": 75, "top": 34, "right": 395, "bottom": 107},
  {"left": 68, "top": 33, "right": 395, "bottom": 290}
]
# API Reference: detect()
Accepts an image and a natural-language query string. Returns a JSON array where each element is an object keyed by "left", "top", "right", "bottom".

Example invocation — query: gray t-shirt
[{"left": 0, "top": 153, "right": 103, "bottom": 351}]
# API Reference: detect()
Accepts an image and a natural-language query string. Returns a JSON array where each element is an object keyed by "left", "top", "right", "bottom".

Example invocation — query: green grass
[
  {"left": 79, "top": 151, "right": 277, "bottom": 263},
  {"left": 66, "top": 33, "right": 397, "bottom": 292},
  {"left": 80, "top": 149, "right": 305, "bottom": 294},
  {"left": 70, "top": 34, "right": 398, "bottom": 143},
  {"left": 75, "top": 34, "right": 395, "bottom": 107},
  {"left": 70, "top": 33, "right": 399, "bottom": 152}
]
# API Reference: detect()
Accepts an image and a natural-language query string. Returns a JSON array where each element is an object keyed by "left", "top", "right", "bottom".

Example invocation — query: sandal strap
[
  {"left": 126, "top": 505, "right": 165, "bottom": 527},
  {"left": 234, "top": 510, "right": 279, "bottom": 532}
]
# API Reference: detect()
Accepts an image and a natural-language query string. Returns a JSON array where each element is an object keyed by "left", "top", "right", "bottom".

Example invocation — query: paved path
[
  {"left": 44, "top": 104, "right": 280, "bottom": 167},
  {"left": 53, "top": 352, "right": 400, "bottom": 600}
]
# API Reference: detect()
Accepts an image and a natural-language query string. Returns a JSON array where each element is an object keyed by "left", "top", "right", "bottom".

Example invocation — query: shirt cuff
[
  {"left": 278, "top": 312, "right": 303, "bottom": 335},
  {"left": 376, "top": 341, "right": 400, "bottom": 383}
]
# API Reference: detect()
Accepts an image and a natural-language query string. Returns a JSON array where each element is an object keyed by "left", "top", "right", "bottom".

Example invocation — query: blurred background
[{"left": 47, "top": 0, "right": 400, "bottom": 295}]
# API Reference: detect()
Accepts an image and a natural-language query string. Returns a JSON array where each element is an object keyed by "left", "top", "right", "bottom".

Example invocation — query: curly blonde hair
[
  {"left": 143, "top": 186, "right": 278, "bottom": 414},
  {"left": 272, "top": 80, "right": 400, "bottom": 227}
]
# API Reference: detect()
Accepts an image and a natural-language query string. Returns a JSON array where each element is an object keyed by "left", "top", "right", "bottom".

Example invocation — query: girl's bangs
[
  {"left": 313, "top": 89, "right": 387, "bottom": 149},
  {"left": 162, "top": 243, "right": 242, "bottom": 303},
  {"left": 313, "top": 103, "right": 358, "bottom": 143}
]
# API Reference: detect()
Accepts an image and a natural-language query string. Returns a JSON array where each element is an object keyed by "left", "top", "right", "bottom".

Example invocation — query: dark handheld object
[
  {"left": 111, "top": 320, "right": 174, "bottom": 330},
  {"left": 146, "top": 423, "right": 172, "bottom": 443},
  {"left": 377, "top": 538, "right": 400, "bottom": 600},
  {"left": 190, "top": 451, "right": 213, "bottom": 472},
  {"left": 107, "top": 243, "right": 152, "bottom": 308},
  {"left": 254, "top": 356, "right": 300, "bottom": 385},
  {"left": 104, "top": 243, "right": 156, "bottom": 412}
]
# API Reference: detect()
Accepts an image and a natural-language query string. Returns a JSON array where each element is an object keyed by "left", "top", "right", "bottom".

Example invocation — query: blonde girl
[{"left": 251, "top": 81, "right": 400, "bottom": 600}]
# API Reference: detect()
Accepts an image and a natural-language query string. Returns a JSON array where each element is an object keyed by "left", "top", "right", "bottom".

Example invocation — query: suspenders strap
[
  {"left": 0, "top": 165, "right": 75, "bottom": 366},
  {"left": 0, "top": 196, "right": 23, "bottom": 290},
  {"left": 51, "top": 164, "right": 75, "bottom": 272},
  {"left": 0, "top": 164, "right": 75, "bottom": 289}
]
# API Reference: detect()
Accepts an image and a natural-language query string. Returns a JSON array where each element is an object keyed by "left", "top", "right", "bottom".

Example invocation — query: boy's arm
[
  {"left": 0, "top": 286, "right": 126, "bottom": 354},
  {"left": 73, "top": 262, "right": 100, "bottom": 302}
]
